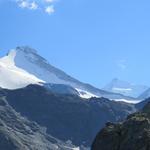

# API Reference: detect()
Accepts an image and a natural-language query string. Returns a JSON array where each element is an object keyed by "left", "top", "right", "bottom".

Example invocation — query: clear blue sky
[{"left": 0, "top": 0, "right": 150, "bottom": 88}]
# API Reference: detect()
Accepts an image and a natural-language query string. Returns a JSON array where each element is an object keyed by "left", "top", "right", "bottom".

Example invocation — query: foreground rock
[{"left": 92, "top": 101, "right": 150, "bottom": 150}]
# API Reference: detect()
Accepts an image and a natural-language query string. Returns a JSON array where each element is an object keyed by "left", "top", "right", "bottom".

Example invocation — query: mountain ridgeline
[
  {"left": 0, "top": 46, "right": 138, "bottom": 102},
  {"left": 0, "top": 84, "right": 136, "bottom": 148},
  {"left": 0, "top": 46, "right": 150, "bottom": 149}
]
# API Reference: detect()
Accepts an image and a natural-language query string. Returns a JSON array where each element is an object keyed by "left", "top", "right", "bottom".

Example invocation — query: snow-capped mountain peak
[
  {"left": 0, "top": 47, "right": 139, "bottom": 102},
  {"left": 103, "top": 78, "right": 149, "bottom": 98}
]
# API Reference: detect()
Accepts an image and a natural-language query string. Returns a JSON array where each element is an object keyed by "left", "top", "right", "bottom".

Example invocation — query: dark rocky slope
[
  {"left": 1, "top": 84, "right": 136, "bottom": 147},
  {"left": 0, "top": 94, "right": 77, "bottom": 150},
  {"left": 92, "top": 101, "right": 150, "bottom": 150}
]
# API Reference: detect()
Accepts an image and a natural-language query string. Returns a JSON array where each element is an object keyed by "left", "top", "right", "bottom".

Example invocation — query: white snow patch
[
  {"left": 62, "top": 146, "right": 80, "bottom": 150},
  {"left": 72, "top": 147, "right": 80, "bottom": 150},
  {"left": 76, "top": 88, "right": 99, "bottom": 99},
  {"left": 113, "top": 99, "right": 142, "bottom": 104},
  {"left": 113, "top": 87, "right": 132, "bottom": 91}
]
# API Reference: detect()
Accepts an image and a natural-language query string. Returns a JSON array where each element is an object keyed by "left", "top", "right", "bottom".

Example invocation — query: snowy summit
[{"left": 0, "top": 46, "right": 139, "bottom": 102}]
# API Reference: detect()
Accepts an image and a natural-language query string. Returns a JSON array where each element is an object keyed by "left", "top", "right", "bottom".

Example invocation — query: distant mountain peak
[{"left": 103, "top": 78, "right": 149, "bottom": 98}]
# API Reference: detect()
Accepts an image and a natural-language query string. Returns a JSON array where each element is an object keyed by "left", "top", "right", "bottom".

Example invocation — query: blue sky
[{"left": 0, "top": 0, "right": 150, "bottom": 88}]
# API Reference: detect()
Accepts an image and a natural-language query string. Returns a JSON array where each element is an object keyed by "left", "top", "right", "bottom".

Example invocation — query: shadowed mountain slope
[{"left": 0, "top": 84, "right": 136, "bottom": 147}]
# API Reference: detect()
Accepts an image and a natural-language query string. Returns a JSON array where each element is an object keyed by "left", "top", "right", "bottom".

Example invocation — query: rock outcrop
[{"left": 92, "top": 102, "right": 150, "bottom": 150}]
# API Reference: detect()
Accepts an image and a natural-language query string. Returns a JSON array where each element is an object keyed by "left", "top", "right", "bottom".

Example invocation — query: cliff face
[{"left": 92, "top": 102, "right": 150, "bottom": 150}]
